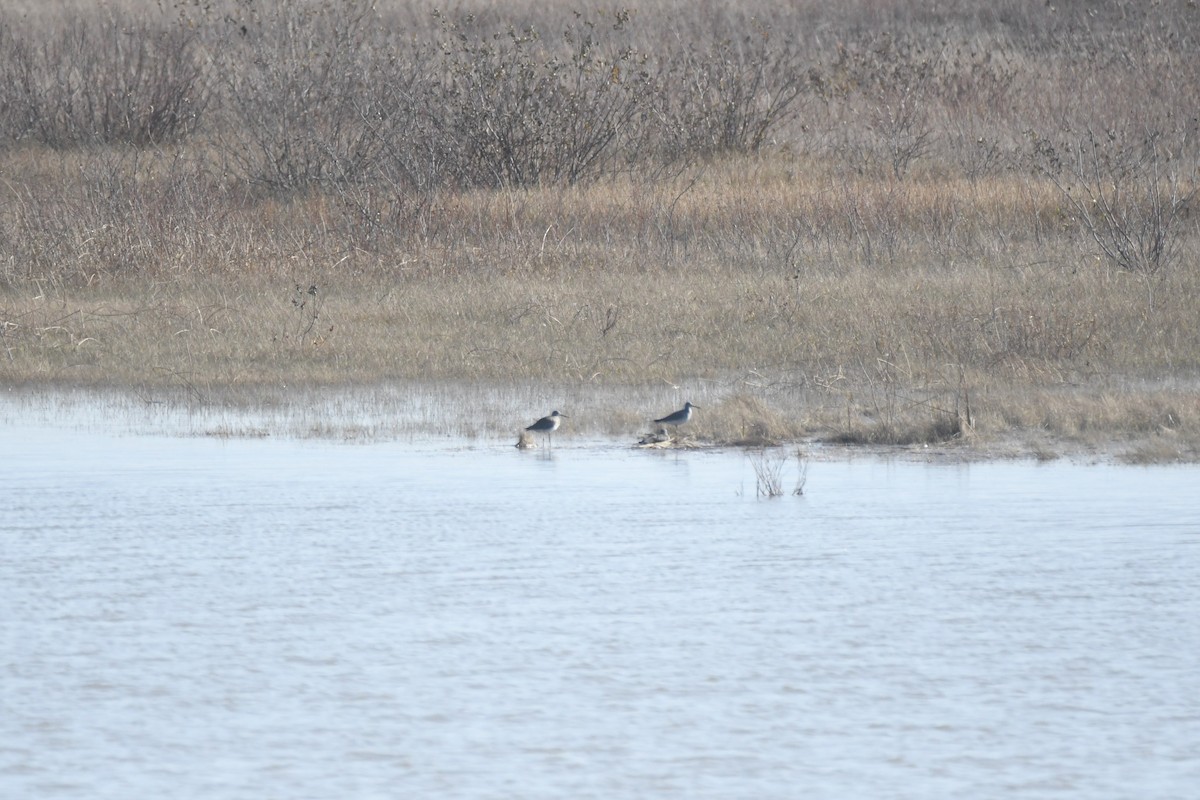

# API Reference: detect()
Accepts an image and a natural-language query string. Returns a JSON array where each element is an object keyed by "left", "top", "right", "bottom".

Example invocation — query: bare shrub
[
  {"left": 646, "top": 18, "right": 808, "bottom": 162},
  {"left": 207, "top": 4, "right": 658, "bottom": 193},
  {"left": 210, "top": 0, "right": 404, "bottom": 191},
  {"left": 422, "top": 9, "right": 652, "bottom": 189},
  {"left": 1029, "top": 124, "right": 1198, "bottom": 282},
  {"left": 324, "top": 182, "right": 441, "bottom": 254},
  {"left": 0, "top": 9, "right": 206, "bottom": 147},
  {"left": 810, "top": 33, "right": 937, "bottom": 180}
]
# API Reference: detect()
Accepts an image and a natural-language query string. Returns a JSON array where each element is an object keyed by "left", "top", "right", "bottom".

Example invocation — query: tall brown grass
[{"left": 1, "top": 0, "right": 1198, "bottom": 457}]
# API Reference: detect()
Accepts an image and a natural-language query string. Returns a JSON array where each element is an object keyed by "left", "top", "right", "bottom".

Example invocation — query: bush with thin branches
[
  {"left": 1030, "top": 125, "right": 1198, "bottom": 284},
  {"left": 0, "top": 8, "right": 206, "bottom": 148}
]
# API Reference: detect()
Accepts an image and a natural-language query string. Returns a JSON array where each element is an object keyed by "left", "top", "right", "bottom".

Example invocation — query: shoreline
[{"left": 3, "top": 381, "right": 1195, "bottom": 465}]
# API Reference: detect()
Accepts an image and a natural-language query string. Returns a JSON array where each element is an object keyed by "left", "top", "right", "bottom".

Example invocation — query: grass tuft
[{"left": 749, "top": 448, "right": 786, "bottom": 498}]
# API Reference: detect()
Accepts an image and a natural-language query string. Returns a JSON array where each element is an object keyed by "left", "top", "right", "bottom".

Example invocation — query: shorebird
[
  {"left": 654, "top": 402, "right": 700, "bottom": 429},
  {"left": 525, "top": 410, "right": 567, "bottom": 448}
]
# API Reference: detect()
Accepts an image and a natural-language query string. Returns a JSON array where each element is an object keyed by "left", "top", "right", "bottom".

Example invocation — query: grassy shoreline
[
  {"left": 4, "top": 158, "right": 1199, "bottom": 461},
  {"left": 3, "top": 376, "right": 1196, "bottom": 465}
]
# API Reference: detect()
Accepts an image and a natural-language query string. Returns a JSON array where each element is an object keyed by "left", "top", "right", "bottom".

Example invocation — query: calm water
[{"left": 2, "top": 407, "right": 1199, "bottom": 799}]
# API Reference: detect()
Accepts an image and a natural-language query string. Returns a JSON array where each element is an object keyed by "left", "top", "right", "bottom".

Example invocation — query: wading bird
[
  {"left": 654, "top": 402, "right": 700, "bottom": 431},
  {"left": 525, "top": 410, "right": 567, "bottom": 448}
]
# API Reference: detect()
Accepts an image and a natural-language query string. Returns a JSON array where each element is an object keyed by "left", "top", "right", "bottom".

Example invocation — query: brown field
[{"left": 2, "top": 0, "right": 1198, "bottom": 460}]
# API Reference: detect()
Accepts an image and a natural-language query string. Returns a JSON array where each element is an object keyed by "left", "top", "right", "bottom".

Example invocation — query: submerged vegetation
[{"left": 1, "top": 0, "right": 1198, "bottom": 459}]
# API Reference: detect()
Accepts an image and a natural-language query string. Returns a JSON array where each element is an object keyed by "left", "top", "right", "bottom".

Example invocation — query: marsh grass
[
  {"left": 2, "top": 1, "right": 1200, "bottom": 460},
  {"left": 1119, "top": 434, "right": 1190, "bottom": 466},
  {"left": 4, "top": 216, "right": 1199, "bottom": 457}
]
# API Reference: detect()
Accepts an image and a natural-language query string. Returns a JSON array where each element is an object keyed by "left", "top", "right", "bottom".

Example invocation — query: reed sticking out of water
[
  {"left": 750, "top": 449, "right": 786, "bottom": 498},
  {"left": 749, "top": 447, "right": 810, "bottom": 498},
  {"left": 793, "top": 449, "right": 809, "bottom": 497}
]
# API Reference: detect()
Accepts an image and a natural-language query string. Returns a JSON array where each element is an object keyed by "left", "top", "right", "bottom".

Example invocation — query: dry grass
[
  {"left": 2, "top": 1, "right": 1199, "bottom": 461},
  {"left": 5, "top": 249, "right": 1198, "bottom": 458}
]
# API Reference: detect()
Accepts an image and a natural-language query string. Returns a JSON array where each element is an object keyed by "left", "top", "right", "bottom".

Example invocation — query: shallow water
[{"left": 2, "top": 399, "right": 1199, "bottom": 799}]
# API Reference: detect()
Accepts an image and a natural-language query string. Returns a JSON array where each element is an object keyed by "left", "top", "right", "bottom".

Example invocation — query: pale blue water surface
[{"left": 2, "top": 397, "right": 1199, "bottom": 799}]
